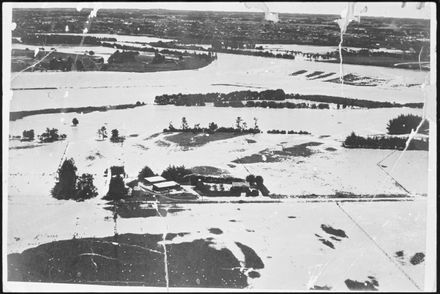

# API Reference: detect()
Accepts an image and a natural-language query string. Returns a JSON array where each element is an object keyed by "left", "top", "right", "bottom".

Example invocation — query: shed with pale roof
[
  {"left": 153, "top": 181, "right": 180, "bottom": 191},
  {"left": 143, "top": 175, "right": 167, "bottom": 184}
]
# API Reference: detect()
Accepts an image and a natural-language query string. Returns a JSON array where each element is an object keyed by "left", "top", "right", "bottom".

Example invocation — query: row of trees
[
  {"left": 154, "top": 89, "right": 286, "bottom": 106},
  {"left": 21, "top": 34, "right": 116, "bottom": 45},
  {"left": 285, "top": 94, "right": 423, "bottom": 109},
  {"left": 267, "top": 129, "right": 311, "bottom": 135},
  {"left": 96, "top": 126, "right": 125, "bottom": 143},
  {"left": 214, "top": 100, "right": 331, "bottom": 109},
  {"left": 52, "top": 158, "right": 98, "bottom": 201},
  {"left": 100, "top": 42, "right": 216, "bottom": 63},
  {"left": 108, "top": 50, "right": 139, "bottom": 63},
  {"left": 155, "top": 90, "right": 422, "bottom": 110},
  {"left": 163, "top": 117, "right": 261, "bottom": 134},
  {"left": 343, "top": 132, "right": 429, "bottom": 150},
  {"left": 20, "top": 119, "right": 78, "bottom": 142},
  {"left": 39, "top": 128, "right": 67, "bottom": 143}
]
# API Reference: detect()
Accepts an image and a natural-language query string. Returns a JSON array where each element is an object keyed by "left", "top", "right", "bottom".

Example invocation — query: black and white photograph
[{"left": 2, "top": 1, "right": 437, "bottom": 292}]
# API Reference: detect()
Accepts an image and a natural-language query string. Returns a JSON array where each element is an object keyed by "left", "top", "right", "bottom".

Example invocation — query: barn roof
[{"left": 154, "top": 181, "right": 179, "bottom": 189}]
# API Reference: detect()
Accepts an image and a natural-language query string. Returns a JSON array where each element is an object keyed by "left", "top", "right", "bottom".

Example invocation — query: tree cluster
[
  {"left": 52, "top": 158, "right": 98, "bottom": 201},
  {"left": 21, "top": 34, "right": 116, "bottom": 45},
  {"left": 39, "top": 128, "right": 67, "bottom": 143},
  {"left": 155, "top": 89, "right": 286, "bottom": 106},
  {"left": 343, "top": 132, "right": 429, "bottom": 151},
  {"left": 108, "top": 50, "right": 140, "bottom": 63},
  {"left": 267, "top": 129, "right": 311, "bottom": 135},
  {"left": 163, "top": 117, "right": 261, "bottom": 134},
  {"left": 285, "top": 94, "right": 423, "bottom": 109},
  {"left": 215, "top": 100, "right": 330, "bottom": 109},
  {"left": 161, "top": 165, "right": 193, "bottom": 184},
  {"left": 109, "top": 129, "right": 125, "bottom": 143},
  {"left": 386, "top": 114, "right": 429, "bottom": 135},
  {"left": 21, "top": 129, "right": 35, "bottom": 141}
]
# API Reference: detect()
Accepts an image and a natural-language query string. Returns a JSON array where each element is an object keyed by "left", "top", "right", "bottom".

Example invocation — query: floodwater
[
  {"left": 10, "top": 45, "right": 427, "bottom": 111},
  {"left": 6, "top": 41, "right": 430, "bottom": 290}
]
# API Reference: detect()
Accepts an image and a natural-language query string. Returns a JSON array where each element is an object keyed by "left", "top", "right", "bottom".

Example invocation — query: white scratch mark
[
  {"left": 244, "top": 2, "right": 279, "bottom": 22},
  {"left": 334, "top": 3, "right": 367, "bottom": 93},
  {"left": 79, "top": 253, "right": 118, "bottom": 260}
]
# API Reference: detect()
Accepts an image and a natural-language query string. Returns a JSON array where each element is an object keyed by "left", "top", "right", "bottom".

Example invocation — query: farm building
[
  {"left": 143, "top": 175, "right": 167, "bottom": 185},
  {"left": 153, "top": 181, "right": 180, "bottom": 192}
]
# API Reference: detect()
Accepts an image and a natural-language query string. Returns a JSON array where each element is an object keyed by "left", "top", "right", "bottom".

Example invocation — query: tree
[
  {"left": 235, "top": 116, "right": 243, "bottom": 130},
  {"left": 208, "top": 122, "right": 218, "bottom": 133},
  {"left": 22, "top": 129, "right": 35, "bottom": 141},
  {"left": 40, "top": 128, "right": 63, "bottom": 142},
  {"left": 97, "top": 126, "right": 107, "bottom": 139},
  {"left": 52, "top": 158, "right": 77, "bottom": 200},
  {"left": 110, "top": 129, "right": 124, "bottom": 143},
  {"left": 181, "top": 117, "right": 189, "bottom": 130},
  {"left": 65, "top": 56, "right": 73, "bottom": 71},
  {"left": 105, "top": 175, "right": 128, "bottom": 200},
  {"left": 138, "top": 165, "right": 156, "bottom": 180},
  {"left": 255, "top": 175, "right": 264, "bottom": 186},
  {"left": 253, "top": 117, "right": 259, "bottom": 131},
  {"left": 161, "top": 165, "right": 192, "bottom": 184},
  {"left": 246, "top": 174, "right": 256, "bottom": 185},
  {"left": 168, "top": 122, "right": 176, "bottom": 131},
  {"left": 75, "top": 59, "right": 84, "bottom": 71},
  {"left": 72, "top": 117, "right": 79, "bottom": 126},
  {"left": 75, "top": 173, "right": 98, "bottom": 201},
  {"left": 111, "top": 129, "right": 119, "bottom": 139}
]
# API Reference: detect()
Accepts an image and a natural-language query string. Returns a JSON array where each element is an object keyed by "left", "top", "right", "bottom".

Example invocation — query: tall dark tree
[
  {"left": 22, "top": 129, "right": 35, "bottom": 141},
  {"left": 52, "top": 158, "right": 77, "bottom": 200},
  {"left": 208, "top": 122, "right": 218, "bottom": 133},
  {"left": 75, "top": 173, "right": 98, "bottom": 201},
  {"left": 75, "top": 59, "right": 84, "bottom": 71},
  {"left": 105, "top": 175, "right": 128, "bottom": 200},
  {"left": 138, "top": 165, "right": 156, "bottom": 180},
  {"left": 72, "top": 117, "right": 79, "bottom": 126},
  {"left": 110, "top": 129, "right": 124, "bottom": 143},
  {"left": 161, "top": 165, "right": 192, "bottom": 184},
  {"left": 246, "top": 174, "right": 256, "bottom": 185}
]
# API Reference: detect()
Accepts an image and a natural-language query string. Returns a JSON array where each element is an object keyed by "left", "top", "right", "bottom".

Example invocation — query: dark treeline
[
  {"left": 164, "top": 117, "right": 261, "bottom": 134},
  {"left": 155, "top": 89, "right": 286, "bottom": 106},
  {"left": 343, "top": 132, "right": 428, "bottom": 151},
  {"left": 163, "top": 123, "right": 261, "bottom": 135},
  {"left": 267, "top": 130, "right": 311, "bottom": 135},
  {"left": 107, "top": 50, "right": 140, "bottom": 63},
  {"left": 10, "top": 101, "right": 145, "bottom": 121},
  {"left": 215, "top": 100, "right": 330, "bottom": 109},
  {"left": 20, "top": 34, "right": 116, "bottom": 45},
  {"left": 185, "top": 174, "right": 245, "bottom": 185},
  {"left": 148, "top": 40, "right": 206, "bottom": 51},
  {"left": 100, "top": 42, "right": 216, "bottom": 62},
  {"left": 387, "top": 114, "right": 429, "bottom": 135},
  {"left": 285, "top": 94, "right": 424, "bottom": 109},
  {"left": 154, "top": 89, "right": 423, "bottom": 109},
  {"left": 210, "top": 48, "right": 297, "bottom": 60}
]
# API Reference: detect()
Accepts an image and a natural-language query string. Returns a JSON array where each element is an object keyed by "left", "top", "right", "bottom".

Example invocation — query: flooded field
[
  {"left": 7, "top": 199, "right": 427, "bottom": 291},
  {"left": 6, "top": 32, "right": 431, "bottom": 291},
  {"left": 10, "top": 50, "right": 428, "bottom": 111}
]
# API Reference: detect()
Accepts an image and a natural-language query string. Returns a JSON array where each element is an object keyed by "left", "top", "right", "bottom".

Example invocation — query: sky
[{"left": 7, "top": 2, "right": 433, "bottom": 19}]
